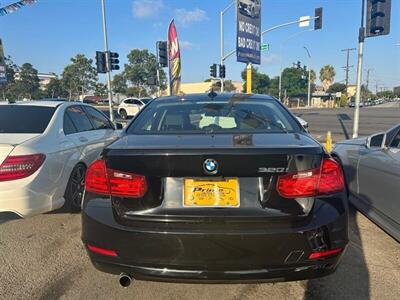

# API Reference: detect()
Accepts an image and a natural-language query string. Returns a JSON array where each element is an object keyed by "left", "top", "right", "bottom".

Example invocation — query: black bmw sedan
[{"left": 81, "top": 93, "right": 348, "bottom": 286}]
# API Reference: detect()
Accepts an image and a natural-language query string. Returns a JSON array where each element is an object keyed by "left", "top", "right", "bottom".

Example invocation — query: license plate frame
[{"left": 183, "top": 178, "right": 240, "bottom": 208}]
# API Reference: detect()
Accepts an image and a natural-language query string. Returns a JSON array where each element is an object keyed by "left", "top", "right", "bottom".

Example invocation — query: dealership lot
[{"left": 1, "top": 105, "right": 399, "bottom": 300}]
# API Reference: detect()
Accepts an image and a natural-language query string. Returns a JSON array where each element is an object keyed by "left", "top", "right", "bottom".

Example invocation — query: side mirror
[
  {"left": 366, "top": 132, "right": 386, "bottom": 149},
  {"left": 115, "top": 123, "right": 123, "bottom": 130},
  {"left": 296, "top": 116, "right": 309, "bottom": 131}
]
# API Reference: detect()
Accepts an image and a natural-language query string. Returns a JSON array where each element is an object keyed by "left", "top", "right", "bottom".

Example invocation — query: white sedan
[
  {"left": 117, "top": 98, "right": 151, "bottom": 119},
  {"left": 0, "top": 101, "right": 120, "bottom": 217}
]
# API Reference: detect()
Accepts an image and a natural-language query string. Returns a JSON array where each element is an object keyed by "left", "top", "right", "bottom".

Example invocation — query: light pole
[
  {"left": 303, "top": 46, "right": 312, "bottom": 107},
  {"left": 352, "top": 0, "right": 366, "bottom": 138},
  {"left": 220, "top": 1, "right": 235, "bottom": 93},
  {"left": 101, "top": 0, "right": 114, "bottom": 122}
]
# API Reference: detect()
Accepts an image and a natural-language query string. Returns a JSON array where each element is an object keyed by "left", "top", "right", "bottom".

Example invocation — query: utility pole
[
  {"left": 341, "top": 48, "right": 356, "bottom": 90},
  {"left": 365, "top": 68, "right": 373, "bottom": 92},
  {"left": 303, "top": 46, "right": 312, "bottom": 107},
  {"left": 101, "top": 0, "right": 114, "bottom": 122},
  {"left": 352, "top": 0, "right": 366, "bottom": 139}
]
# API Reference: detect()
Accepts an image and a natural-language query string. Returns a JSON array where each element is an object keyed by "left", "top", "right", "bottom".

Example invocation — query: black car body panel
[{"left": 82, "top": 93, "right": 348, "bottom": 283}]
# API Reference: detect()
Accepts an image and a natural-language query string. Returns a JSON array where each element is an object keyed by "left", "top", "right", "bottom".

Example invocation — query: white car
[
  {"left": 117, "top": 98, "right": 151, "bottom": 119},
  {"left": 0, "top": 101, "right": 120, "bottom": 217}
]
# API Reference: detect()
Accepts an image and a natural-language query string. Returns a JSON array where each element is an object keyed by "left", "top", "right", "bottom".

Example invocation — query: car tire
[
  {"left": 120, "top": 109, "right": 128, "bottom": 120},
  {"left": 64, "top": 164, "right": 86, "bottom": 213}
]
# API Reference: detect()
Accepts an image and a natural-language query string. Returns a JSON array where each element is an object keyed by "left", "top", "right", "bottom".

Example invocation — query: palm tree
[{"left": 319, "top": 65, "right": 336, "bottom": 91}]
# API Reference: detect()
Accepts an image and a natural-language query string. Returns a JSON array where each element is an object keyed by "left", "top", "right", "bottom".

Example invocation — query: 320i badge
[{"left": 81, "top": 93, "right": 348, "bottom": 287}]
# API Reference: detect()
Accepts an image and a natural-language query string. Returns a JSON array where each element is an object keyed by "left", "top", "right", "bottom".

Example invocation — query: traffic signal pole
[
  {"left": 101, "top": 0, "right": 114, "bottom": 122},
  {"left": 352, "top": 0, "right": 366, "bottom": 138}
]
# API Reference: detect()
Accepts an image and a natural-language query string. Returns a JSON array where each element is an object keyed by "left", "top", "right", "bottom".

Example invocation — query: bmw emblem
[{"left": 203, "top": 158, "right": 218, "bottom": 175}]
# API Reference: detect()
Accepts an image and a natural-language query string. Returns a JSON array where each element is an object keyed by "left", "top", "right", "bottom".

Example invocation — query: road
[
  {"left": 1, "top": 103, "right": 399, "bottom": 300},
  {"left": 293, "top": 102, "right": 400, "bottom": 143}
]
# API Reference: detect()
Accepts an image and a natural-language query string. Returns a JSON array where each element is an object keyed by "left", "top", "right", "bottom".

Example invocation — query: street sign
[
  {"left": 0, "top": 39, "right": 7, "bottom": 85},
  {"left": 236, "top": 0, "right": 262, "bottom": 65},
  {"left": 260, "top": 43, "right": 269, "bottom": 51},
  {"left": 299, "top": 16, "right": 310, "bottom": 28}
]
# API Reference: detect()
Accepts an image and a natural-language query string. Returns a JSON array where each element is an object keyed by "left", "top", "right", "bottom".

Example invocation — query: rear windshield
[
  {"left": 0, "top": 105, "right": 56, "bottom": 134},
  {"left": 127, "top": 96, "right": 301, "bottom": 135}
]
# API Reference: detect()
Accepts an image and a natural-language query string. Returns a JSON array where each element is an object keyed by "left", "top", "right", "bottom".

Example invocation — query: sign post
[
  {"left": 0, "top": 39, "right": 7, "bottom": 86},
  {"left": 237, "top": 0, "right": 262, "bottom": 94}
]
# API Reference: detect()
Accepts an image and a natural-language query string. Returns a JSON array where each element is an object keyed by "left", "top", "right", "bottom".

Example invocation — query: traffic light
[
  {"left": 366, "top": 0, "right": 391, "bottom": 38},
  {"left": 109, "top": 52, "right": 120, "bottom": 71},
  {"left": 219, "top": 64, "right": 226, "bottom": 78},
  {"left": 96, "top": 51, "right": 107, "bottom": 74},
  {"left": 314, "top": 7, "right": 323, "bottom": 30},
  {"left": 210, "top": 64, "right": 217, "bottom": 78},
  {"left": 296, "top": 61, "right": 301, "bottom": 69},
  {"left": 158, "top": 41, "right": 168, "bottom": 68}
]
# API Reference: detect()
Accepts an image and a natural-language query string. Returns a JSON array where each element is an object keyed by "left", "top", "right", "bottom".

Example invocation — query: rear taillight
[
  {"left": 309, "top": 247, "right": 343, "bottom": 260},
  {"left": 0, "top": 154, "right": 46, "bottom": 182},
  {"left": 277, "top": 158, "right": 344, "bottom": 198},
  {"left": 87, "top": 244, "right": 117, "bottom": 257},
  {"left": 85, "top": 159, "right": 147, "bottom": 198}
]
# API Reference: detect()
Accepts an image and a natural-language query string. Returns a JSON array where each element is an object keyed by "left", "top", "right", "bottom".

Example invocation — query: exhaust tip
[{"left": 119, "top": 274, "right": 133, "bottom": 288}]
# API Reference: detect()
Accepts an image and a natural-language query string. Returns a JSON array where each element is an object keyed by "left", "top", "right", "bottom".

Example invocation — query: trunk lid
[
  {"left": 0, "top": 134, "right": 40, "bottom": 165},
  {"left": 104, "top": 133, "right": 324, "bottom": 221},
  {"left": 106, "top": 133, "right": 322, "bottom": 176}
]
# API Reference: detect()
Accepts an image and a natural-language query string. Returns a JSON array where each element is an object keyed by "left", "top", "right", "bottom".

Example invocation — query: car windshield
[
  {"left": 0, "top": 105, "right": 56, "bottom": 134},
  {"left": 127, "top": 95, "right": 301, "bottom": 135}
]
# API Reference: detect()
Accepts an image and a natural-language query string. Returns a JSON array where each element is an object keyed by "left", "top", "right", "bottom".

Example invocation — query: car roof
[{"left": 3, "top": 100, "right": 86, "bottom": 108}]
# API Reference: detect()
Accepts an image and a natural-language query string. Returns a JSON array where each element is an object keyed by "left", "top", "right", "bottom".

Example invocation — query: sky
[{"left": 1, "top": 0, "right": 399, "bottom": 89}]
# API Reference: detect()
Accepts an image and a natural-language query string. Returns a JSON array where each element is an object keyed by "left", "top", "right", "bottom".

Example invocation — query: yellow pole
[
  {"left": 325, "top": 131, "right": 332, "bottom": 153},
  {"left": 246, "top": 63, "right": 252, "bottom": 94}
]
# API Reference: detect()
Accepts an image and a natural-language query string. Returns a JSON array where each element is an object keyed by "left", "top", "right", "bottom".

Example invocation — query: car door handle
[{"left": 79, "top": 137, "right": 89, "bottom": 143}]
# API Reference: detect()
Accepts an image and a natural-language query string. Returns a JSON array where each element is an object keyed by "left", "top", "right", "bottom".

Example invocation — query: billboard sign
[
  {"left": 236, "top": 0, "right": 262, "bottom": 65},
  {"left": 0, "top": 39, "right": 6, "bottom": 85}
]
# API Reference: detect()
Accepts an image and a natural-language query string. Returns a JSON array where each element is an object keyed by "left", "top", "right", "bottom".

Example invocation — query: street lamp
[
  {"left": 303, "top": 46, "right": 312, "bottom": 107},
  {"left": 278, "top": 29, "right": 314, "bottom": 101}
]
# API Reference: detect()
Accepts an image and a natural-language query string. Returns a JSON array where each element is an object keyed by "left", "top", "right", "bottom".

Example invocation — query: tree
[
  {"left": 211, "top": 80, "right": 237, "bottom": 92},
  {"left": 361, "top": 84, "right": 373, "bottom": 99},
  {"left": 94, "top": 83, "right": 108, "bottom": 97},
  {"left": 327, "top": 82, "right": 346, "bottom": 94},
  {"left": 241, "top": 67, "right": 270, "bottom": 94},
  {"left": 123, "top": 49, "right": 167, "bottom": 97},
  {"left": 310, "top": 69, "right": 317, "bottom": 83},
  {"left": 61, "top": 54, "right": 97, "bottom": 99},
  {"left": 281, "top": 67, "right": 308, "bottom": 98},
  {"left": 112, "top": 74, "right": 128, "bottom": 94},
  {"left": 0, "top": 56, "right": 18, "bottom": 101},
  {"left": 268, "top": 76, "right": 280, "bottom": 98},
  {"left": 319, "top": 65, "right": 336, "bottom": 91},
  {"left": 377, "top": 90, "right": 394, "bottom": 99},
  {"left": 13, "top": 63, "right": 41, "bottom": 100},
  {"left": 44, "top": 77, "right": 68, "bottom": 98}
]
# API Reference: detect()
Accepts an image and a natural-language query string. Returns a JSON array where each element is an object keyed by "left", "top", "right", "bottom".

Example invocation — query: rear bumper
[
  {"left": 82, "top": 198, "right": 348, "bottom": 282},
  {"left": 0, "top": 179, "right": 64, "bottom": 218}
]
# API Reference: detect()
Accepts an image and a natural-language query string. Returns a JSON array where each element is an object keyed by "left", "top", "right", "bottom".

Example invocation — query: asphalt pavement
[
  {"left": 293, "top": 102, "right": 400, "bottom": 142},
  {"left": 1, "top": 103, "right": 399, "bottom": 300}
]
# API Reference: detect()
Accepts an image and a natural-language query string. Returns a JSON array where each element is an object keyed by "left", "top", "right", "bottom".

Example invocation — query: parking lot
[{"left": 0, "top": 104, "right": 399, "bottom": 300}]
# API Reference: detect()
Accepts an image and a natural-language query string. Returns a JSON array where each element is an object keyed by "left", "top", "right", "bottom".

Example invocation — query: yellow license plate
[{"left": 183, "top": 178, "right": 239, "bottom": 207}]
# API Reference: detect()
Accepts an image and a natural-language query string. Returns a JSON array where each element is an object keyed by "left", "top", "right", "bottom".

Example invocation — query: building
[
  {"left": 14, "top": 72, "right": 57, "bottom": 90},
  {"left": 163, "top": 80, "right": 243, "bottom": 95}
]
